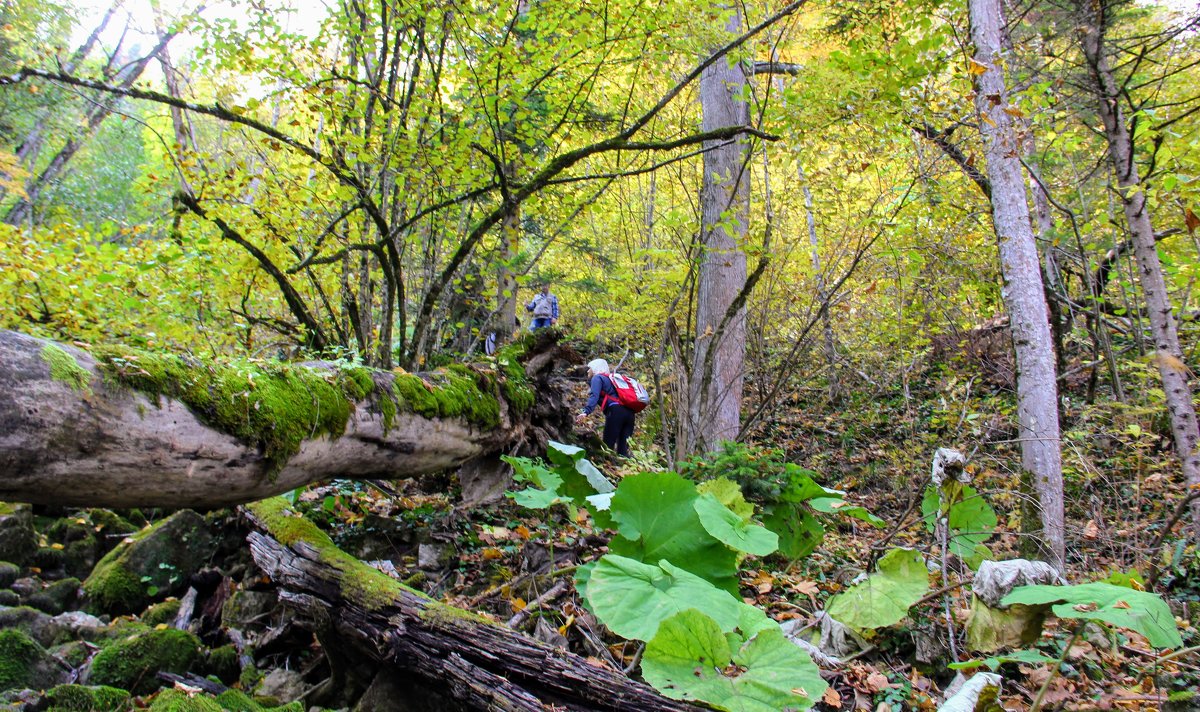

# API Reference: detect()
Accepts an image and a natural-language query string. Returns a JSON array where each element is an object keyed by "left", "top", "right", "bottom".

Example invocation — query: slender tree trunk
[
  {"left": 1079, "top": 3, "right": 1200, "bottom": 537},
  {"left": 797, "top": 158, "right": 837, "bottom": 400},
  {"left": 970, "top": 0, "right": 1065, "bottom": 570},
  {"left": 689, "top": 5, "right": 749, "bottom": 455},
  {"left": 0, "top": 0, "right": 120, "bottom": 205},
  {"left": 5, "top": 30, "right": 177, "bottom": 226}
]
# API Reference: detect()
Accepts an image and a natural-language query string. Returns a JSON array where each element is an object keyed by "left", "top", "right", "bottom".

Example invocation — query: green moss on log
[
  {"left": 92, "top": 345, "right": 530, "bottom": 469},
  {"left": 95, "top": 347, "right": 355, "bottom": 473},
  {"left": 41, "top": 343, "right": 92, "bottom": 394},
  {"left": 493, "top": 339, "right": 534, "bottom": 414}
]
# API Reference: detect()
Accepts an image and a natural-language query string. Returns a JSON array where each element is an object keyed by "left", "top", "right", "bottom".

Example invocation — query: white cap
[{"left": 587, "top": 358, "right": 609, "bottom": 374}]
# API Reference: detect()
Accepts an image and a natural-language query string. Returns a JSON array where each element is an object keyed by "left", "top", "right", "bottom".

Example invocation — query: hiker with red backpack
[{"left": 575, "top": 358, "right": 648, "bottom": 457}]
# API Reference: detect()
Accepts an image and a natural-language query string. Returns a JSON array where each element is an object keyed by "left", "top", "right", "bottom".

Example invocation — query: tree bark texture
[
  {"left": 690, "top": 5, "right": 750, "bottom": 455},
  {"left": 970, "top": 0, "right": 1066, "bottom": 570},
  {"left": 0, "top": 329, "right": 577, "bottom": 509},
  {"left": 243, "top": 499, "right": 704, "bottom": 711},
  {"left": 1079, "top": 5, "right": 1200, "bottom": 537}
]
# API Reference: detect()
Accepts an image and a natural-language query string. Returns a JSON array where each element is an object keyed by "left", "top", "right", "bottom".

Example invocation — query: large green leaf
[
  {"left": 583, "top": 555, "right": 747, "bottom": 641},
  {"left": 920, "top": 484, "right": 996, "bottom": 557},
  {"left": 546, "top": 440, "right": 613, "bottom": 501},
  {"left": 694, "top": 493, "right": 778, "bottom": 557},
  {"left": 609, "top": 471, "right": 739, "bottom": 590},
  {"left": 642, "top": 610, "right": 826, "bottom": 711},
  {"left": 698, "top": 477, "right": 755, "bottom": 521},
  {"left": 763, "top": 505, "right": 824, "bottom": 560},
  {"left": 778, "top": 466, "right": 840, "bottom": 504},
  {"left": 503, "top": 456, "right": 565, "bottom": 510},
  {"left": 825, "top": 548, "right": 930, "bottom": 630},
  {"left": 1001, "top": 583, "right": 1182, "bottom": 648}
]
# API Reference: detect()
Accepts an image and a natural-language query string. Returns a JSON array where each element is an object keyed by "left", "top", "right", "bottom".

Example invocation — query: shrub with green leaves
[
  {"left": 680, "top": 441, "right": 882, "bottom": 560},
  {"left": 921, "top": 480, "right": 997, "bottom": 569}
]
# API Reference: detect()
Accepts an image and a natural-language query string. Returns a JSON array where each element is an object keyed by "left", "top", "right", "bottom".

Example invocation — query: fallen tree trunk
[
  {"left": 243, "top": 498, "right": 701, "bottom": 711},
  {"left": 0, "top": 329, "right": 576, "bottom": 508}
]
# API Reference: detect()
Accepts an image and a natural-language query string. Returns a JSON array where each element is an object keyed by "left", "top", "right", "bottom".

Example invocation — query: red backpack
[{"left": 604, "top": 372, "right": 650, "bottom": 413}]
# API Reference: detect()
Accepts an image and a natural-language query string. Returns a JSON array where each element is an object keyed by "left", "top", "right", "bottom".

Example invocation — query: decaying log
[
  {"left": 243, "top": 498, "right": 702, "bottom": 712},
  {"left": 0, "top": 329, "right": 579, "bottom": 508}
]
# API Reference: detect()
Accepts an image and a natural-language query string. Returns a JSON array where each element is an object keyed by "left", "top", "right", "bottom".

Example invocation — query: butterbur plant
[
  {"left": 679, "top": 441, "right": 884, "bottom": 560},
  {"left": 507, "top": 443, "right": 827, "bottom": 710}
]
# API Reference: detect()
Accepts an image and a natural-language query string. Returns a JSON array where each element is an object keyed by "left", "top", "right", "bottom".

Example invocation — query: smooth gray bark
[
  {"left": 1079, "top": 4, "right": 1200, "bottom": 537},
  {"left": 970, "top": 0, "right": 1065, "bottom": 570},
  {"left": 0, "top": 330, "right": 559, "bottom": 508},
  {"left": 690, "top": 5, "right": 750, "bottom": 454}
]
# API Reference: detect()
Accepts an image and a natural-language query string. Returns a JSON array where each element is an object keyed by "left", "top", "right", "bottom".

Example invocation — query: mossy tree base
[
  {"left": 243, "top": 498, "right": 702, "bottom": 712},
  {"left": 0, "top": 330, "right": 578, "bottom": 508}
]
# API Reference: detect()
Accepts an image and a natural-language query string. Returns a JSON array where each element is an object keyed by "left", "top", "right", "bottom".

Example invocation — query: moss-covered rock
[
  {"left": 48, "top": 510, "right": 136, "bottom": 580},
  {"left": 0, "top": 606, "right": 56, "bottom": 647},
  {"left": 146, "top": 688, "right": 302, "bottom": 712},
  {"left": 141, "top": 599, "right": 181, "bottom": 626},
  {"left": 44, "top": 683, "right": 131, "bottom": 711},
  {"left": 0, "top": 504, "right": 38, "bottom": 567},
  {"left": 0, "top": 628, "right": 61, "bottom": 692},
  {"left": 27, "top": 577, "right": 81, "bottom": 615},
  {"left": 0, "top": 562, "right": 19, "bottom": 589},
  {"left": 0, "top": 590, "right": 18, "bottom": 606},
  {"left": 88, "top": 628, "right": 202, "bottom": 696},
  {"left": 47, "top": 640, "right": 91, "bottom": 670},
  {"left": 32, "top": 545, "right": 66, "bottom": 574},
  {"left": 220, "top": 589, "right": 277, "bottom": 629},
  {"left": 147, "top": 689, "right": 224, "bottom": 712},
  {"left": 204, "top": 644, "right": 240, "bottom": 685},
  {"left": 83, "top": 510, "right": 215, "bottom": 616}
]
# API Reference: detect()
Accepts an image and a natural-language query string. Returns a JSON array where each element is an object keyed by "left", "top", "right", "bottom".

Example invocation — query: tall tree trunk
[
  {"left": 689, "top": 5, "right": 749, "bottom": 455},
  {"left": 1079, "top": 2, "right": 1200, "bottom": 538},
  {"left": 970, "top": 0, "right": 1065, "bottom": 570}
]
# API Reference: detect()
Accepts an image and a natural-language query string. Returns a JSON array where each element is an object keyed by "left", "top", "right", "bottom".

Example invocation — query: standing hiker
[{"left": 525, "top": 282, "right": 559, "bottom": 330}]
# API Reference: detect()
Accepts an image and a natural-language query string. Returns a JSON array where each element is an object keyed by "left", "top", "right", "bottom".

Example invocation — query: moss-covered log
[
  {"left": 0, "top": 330, "right": 576, "bottom": 508},
  {"left": 243, "top": 498, "right": 703, "bottom": 712}
]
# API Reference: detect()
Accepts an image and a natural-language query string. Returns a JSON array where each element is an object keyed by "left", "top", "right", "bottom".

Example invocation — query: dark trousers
[{"left": 603, "top": 405, "right": 635, "bottom": 456}]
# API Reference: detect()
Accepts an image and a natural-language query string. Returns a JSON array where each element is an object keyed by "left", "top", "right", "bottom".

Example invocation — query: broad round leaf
[
  {"left": 1001, "top": 583, "right": 1182, "bottom": 649},
  {"left": 583, "top": 555, "right": 746, "bottom": 641},
  {"left": 609, "top": 471, "right": 739, "bottom": 590},
  {"left": 694, "top": 493, "right": 778, "bottom": 557},
  {"left": 764, "top": 505, "right": 824, "bottom": 560},
  {"left": 643, "top": 610, "right": 826, "bottom": 711},
  {"left": 825, "top": 548, "right": 930, "bottom": 630}
]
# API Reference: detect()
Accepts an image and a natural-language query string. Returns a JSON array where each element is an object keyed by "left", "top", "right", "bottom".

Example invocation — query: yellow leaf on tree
[{"left": 967, "top": 59, "right": 989, "bottom": 75}]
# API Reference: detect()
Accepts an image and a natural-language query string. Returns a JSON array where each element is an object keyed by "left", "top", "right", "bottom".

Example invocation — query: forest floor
[{"left": 1, "top": 345, "right": 1198, "bottom": 711}]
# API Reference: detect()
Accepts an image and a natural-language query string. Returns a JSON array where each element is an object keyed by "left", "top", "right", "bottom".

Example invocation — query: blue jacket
[{"left": 582, "top": 373, "right": 618, "bottom": 415}]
